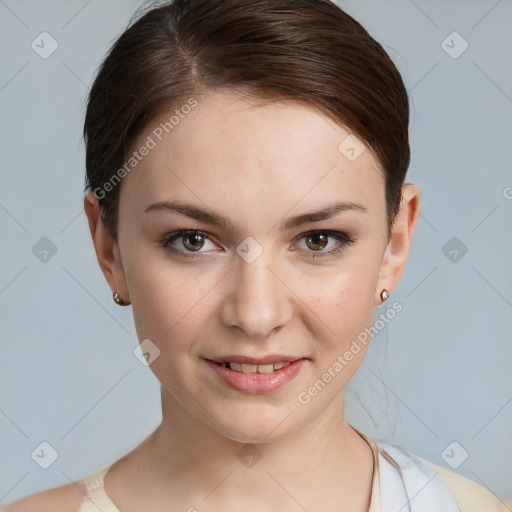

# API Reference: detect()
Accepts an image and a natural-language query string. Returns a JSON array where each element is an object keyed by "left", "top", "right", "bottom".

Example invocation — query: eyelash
[{"left": 159, "top": 229, "right": 357, "bottom": 260}]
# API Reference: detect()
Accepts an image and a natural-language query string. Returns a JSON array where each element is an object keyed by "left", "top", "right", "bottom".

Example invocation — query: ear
[
  {"left": 375, "top": 183, "right": 421, "bottom": 305},
  {"left": 84, "top": 192, "right": 130, "bottom": 304}
]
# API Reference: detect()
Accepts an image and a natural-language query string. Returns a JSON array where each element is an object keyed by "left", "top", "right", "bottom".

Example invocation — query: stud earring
[
  {"left": 380, "top": 289, "right": 390, "bottom": 302},
  {"left": 113, "top": 291, "right": 130, "bottom": 306}
]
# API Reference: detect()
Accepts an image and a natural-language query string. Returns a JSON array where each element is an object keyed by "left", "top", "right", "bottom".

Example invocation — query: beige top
[{"left": 76, "top": 432, "right": 509, "bottom": 512}]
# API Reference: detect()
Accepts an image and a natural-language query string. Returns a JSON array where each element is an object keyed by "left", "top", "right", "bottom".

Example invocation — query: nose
[{"left": 220, "top": 251, "right": 293, "bottom": 339}]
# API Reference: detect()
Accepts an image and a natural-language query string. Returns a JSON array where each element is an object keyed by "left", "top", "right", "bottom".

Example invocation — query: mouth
[{"left": 203, "top": 355, "right": 307, "bottom": 393}]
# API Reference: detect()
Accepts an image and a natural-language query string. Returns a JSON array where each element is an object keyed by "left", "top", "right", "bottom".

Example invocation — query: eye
[
  {"left": 160, "top": 229, "right": 357, "bottom": 259},
  {"left": 294, "top": 230, "right": 357, "bottom": 258},
  {"left": 160, "top": 230, "right": 218, "bottom": 256}
]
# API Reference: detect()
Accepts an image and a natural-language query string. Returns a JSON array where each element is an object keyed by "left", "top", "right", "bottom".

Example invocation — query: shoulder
[
  {"left": 419, "top": 457, "right": 510, "bottom": 512},
  {"left": 1, "top": 481, "right": 86, "bottom": 512}
]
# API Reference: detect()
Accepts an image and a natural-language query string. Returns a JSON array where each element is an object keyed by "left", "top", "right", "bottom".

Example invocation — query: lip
[{"left": 204, "top": 357, "right": 307, "bottom": 394}]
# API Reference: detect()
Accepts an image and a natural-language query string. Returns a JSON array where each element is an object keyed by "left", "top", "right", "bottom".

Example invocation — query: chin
[{"left": 205, "top": 403, "right": 302, "bottom": 444}]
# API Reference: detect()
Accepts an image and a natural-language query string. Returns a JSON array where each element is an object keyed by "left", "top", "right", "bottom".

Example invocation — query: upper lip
[{"left": 206, "top": 355, "right": 304, "bottom": 365}]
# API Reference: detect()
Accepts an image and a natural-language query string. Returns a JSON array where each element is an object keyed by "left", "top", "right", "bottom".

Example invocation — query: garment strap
[
  {"left": 376, "top": 441, "right": 461, "bottom": 512},
  {"left": 81, "top": 466, "right": 111, "bottom": 500}
]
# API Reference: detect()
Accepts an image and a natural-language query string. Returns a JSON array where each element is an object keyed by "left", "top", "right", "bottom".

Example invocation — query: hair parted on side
[{"left": 84, "top": 0, "right": 410, "bottom": 242}]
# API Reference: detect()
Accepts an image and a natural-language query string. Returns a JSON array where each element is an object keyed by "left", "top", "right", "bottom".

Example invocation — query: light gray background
[{"left": 1, "top": 0, "right": 511, "bottom": 506}]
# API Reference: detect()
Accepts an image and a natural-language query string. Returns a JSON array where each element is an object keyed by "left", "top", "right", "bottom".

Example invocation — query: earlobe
[
  {"left": 83, "top": 192, "right": 129, "bottom": 301},
  {"left": 375, "top": 184, "right": 421, "bottom": 305}
]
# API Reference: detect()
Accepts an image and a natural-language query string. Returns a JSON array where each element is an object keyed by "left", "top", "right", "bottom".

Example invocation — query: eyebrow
[{"left": 144, "top": 199, "right": 367, "bottom": 231}]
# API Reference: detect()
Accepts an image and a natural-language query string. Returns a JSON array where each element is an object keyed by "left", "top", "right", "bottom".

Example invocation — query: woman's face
[{"left": 91, "top": 90, "right": 416, "bottom": 443}]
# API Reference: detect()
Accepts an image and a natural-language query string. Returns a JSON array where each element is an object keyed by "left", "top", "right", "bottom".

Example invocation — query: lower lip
[{"left": 204, "top": 359, "right": 306, "bottom": 393}]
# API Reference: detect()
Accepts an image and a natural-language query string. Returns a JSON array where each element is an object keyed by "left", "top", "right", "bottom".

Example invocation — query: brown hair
[{"left": 84, "top": 0, "right": 410, "bottom": 242}]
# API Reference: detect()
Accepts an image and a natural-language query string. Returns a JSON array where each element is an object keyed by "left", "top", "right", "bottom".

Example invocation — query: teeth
[
  {"left": 222, "top": 362, "right": 291, "bottom": 373},
  {"left": 257, "top": 364, "right": 274, "bottom": 374}
]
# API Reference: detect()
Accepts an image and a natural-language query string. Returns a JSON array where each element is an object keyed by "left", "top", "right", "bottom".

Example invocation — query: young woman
[{"left": 2, "top": 0, "right": 508, "bottom": 511}]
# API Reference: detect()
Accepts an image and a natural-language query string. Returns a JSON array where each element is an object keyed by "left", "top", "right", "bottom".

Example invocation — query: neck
[{"left": 127, "top": 385, "right": 374, "bottom": 510}]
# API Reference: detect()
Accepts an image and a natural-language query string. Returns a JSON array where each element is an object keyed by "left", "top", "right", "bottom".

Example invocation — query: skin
[{"left": 81, "top": 90, "right": 420, "bottom": 512}]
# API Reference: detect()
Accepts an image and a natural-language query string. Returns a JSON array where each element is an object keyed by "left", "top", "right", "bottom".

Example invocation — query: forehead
[{"left": 120, "top": 90, "right": 385, "bottom": 219}]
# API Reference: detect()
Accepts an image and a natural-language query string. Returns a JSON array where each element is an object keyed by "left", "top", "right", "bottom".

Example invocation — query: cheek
[
  {"left": 303, "top": 260, "right": 378, "bottom": 357},
  {"left": 126, "top": 256, "right": 219, "bottom": 352}
]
